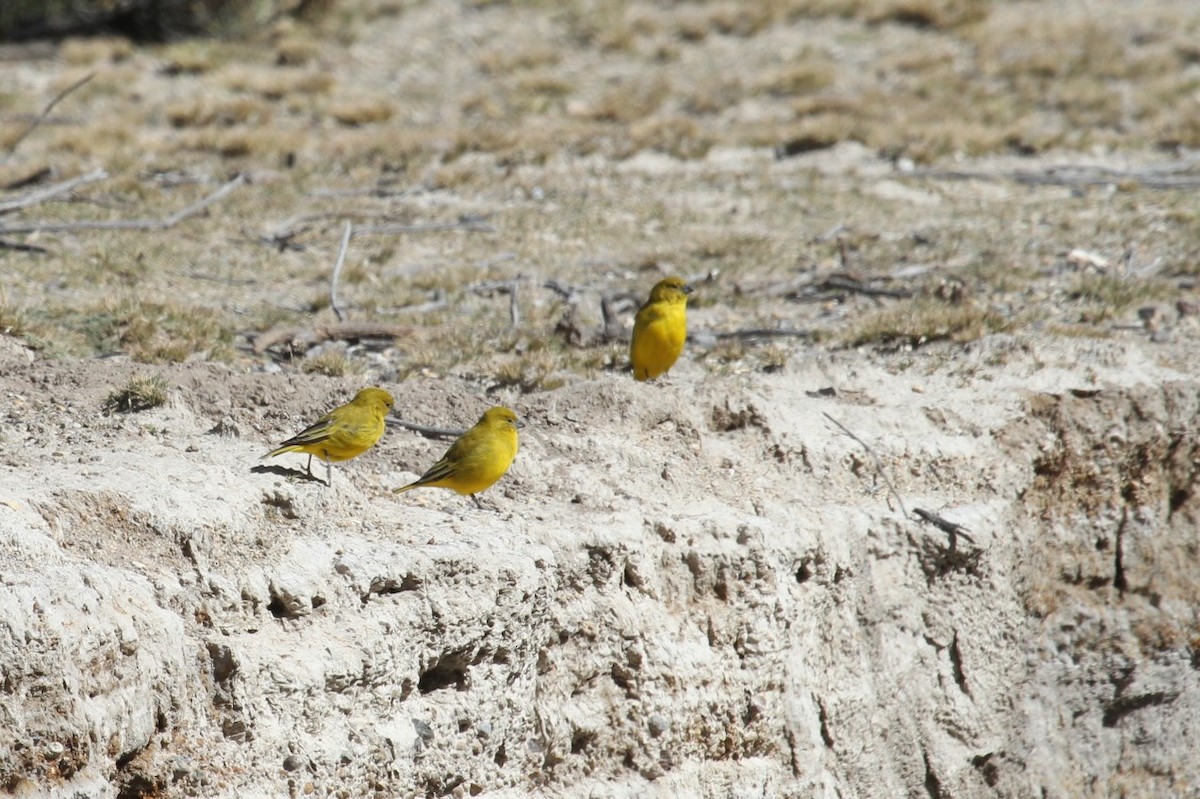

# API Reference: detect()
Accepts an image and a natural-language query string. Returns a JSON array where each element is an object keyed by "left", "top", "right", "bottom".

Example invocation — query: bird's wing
[{"left": 275, "top": 413, "right": 337, "bottom": 447}]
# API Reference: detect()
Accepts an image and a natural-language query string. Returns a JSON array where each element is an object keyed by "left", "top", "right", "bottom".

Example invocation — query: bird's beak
[
  {"left": 516, "top": 420, "right": 526, "bottom": 429},
  {"left": 683, "top": 284, "right": 695, "bottom": 294}
]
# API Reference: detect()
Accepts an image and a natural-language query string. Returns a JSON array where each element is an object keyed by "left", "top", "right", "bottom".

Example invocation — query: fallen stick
[
  {"left": 0, "top": 173, "right": 246, "bottom": 235},
  {"left": 0, "top": 239, "right": 49, "bottom": 253},
  {"left": 0, "top": 168, "right": 107, "bottom": 215},
  {"left": 913, "top": 507, "right": 976, "bottom": 551},
  {"left": 913, "top": 161, "right": 1200, "bottom": 189},
  {"left": 4, "top": 71, "right": 95, "bottom": 157},
  {"left": 251, "top": 321, "right": 410, "bottom": 354},
  {"left": 823, "top": 411, "right": 909, "bottom": 519},
  {"left": 329, "top": 222, "right": 353, "bottom": 323},
  {"left": 384, "top": 418, "right": 466, "bottom": 440},
  {"left": 710, "top": 327, "right": 812, "bottom": 341},
  {"left": 355, "top": 216, "right": 493, "bottom": 235}
]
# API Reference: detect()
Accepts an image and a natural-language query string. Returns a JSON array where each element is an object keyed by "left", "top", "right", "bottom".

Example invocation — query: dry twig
[
  {"left": 823, "top": 411, "right": 909, "bottom": 519},
  {"left": 913, "top": 160, "right": 1200, "bottom": 190},
  {"left": 0, "top": 173, "right": 246, "bottom": 235},
  {"left": 0, "top": 168, "right": 107, "bottom": 215},
  {"left": 509, "top": 279, "right": 520, "bottom": 328},
  {"left": 912, "top": 507, "right": 976, "bottom": 552},
  {"left": 4, "top": 72, "right": 95, "bottom": 158},
  {"left": 251, "top": 321, "right": 411, "bottom": 354},
  {"left": 385, "top": 418, "right": 466, "bottom": 440},
  {"left": 329, "top": 222, "right": 352, "bottom": 323},
  {"left": 356, "top": 215, "right": 493, "bottom": 235},
  {"left": 711, "top": 327, "right": 812, "bottom": 341}
]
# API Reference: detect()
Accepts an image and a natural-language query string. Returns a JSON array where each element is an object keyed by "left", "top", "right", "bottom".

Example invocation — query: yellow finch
[
  {"left": 394, "top": 406, "right": 523, "bottom": 508},
  {"left": 262, "top": 386, "right": 394, "bottom": 484},
  {"left": 630, "top": 276, "right": 693, "bottom": 381}
]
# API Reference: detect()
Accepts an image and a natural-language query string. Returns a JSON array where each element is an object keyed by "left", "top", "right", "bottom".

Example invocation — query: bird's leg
[
  {"left": 471, "top": 494, "right": 485, "bottom": 510},
  {"left": 325, "top": 461, "right": 333, "bottom": 487},
  {"left": 305, "top": 454, "right": 314, "bottom": 479}
]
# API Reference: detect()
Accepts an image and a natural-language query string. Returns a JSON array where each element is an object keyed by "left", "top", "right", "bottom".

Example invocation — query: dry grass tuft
[
  {"left": 165, "top": 96, "right": 273, "bottom": 128},
  {"left": 104, "top": 375, "right": 168, "bottom": 414},
  {"left": 328, "top": 97, "right": 395, "bottom": 127},
  {"left": 842, "top": 300, "right": 1009, "bottom": 349},
  {"left": 301, "top": 351, "right": 362, "bottom": 377},
  {"left": 628, "top": 115, "right": 713, "bottom": 159}
]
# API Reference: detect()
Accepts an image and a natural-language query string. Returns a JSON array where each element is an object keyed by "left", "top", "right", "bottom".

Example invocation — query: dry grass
[
  {"left": 1, "top": 0, "right": 1197, "bottom": 385},
  {"left": 103, "top": 375, "right": 168, "bottom": 414},
  {"left": 301, "top": 351, "right": 363, "bottom": 376},
  {"left": 841, "top": 300, "right": 1011, "bottom": 349}
]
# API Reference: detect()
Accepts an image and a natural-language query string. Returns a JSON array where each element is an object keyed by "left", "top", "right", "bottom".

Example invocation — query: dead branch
[
  {"left": 3, "top": 167, "right": 53, "bottom": 191},
  {"left": 309, "top": 186, "right": 416, "bottom": 199},
  {"left": 0, "top": 173, "right": 246, "bottom": 235},
  {"left": 252, "top": 321, "right": 411, "bottom": 354},
  {"left": 912, "top": 160, "right": 1200, "bottom": 190},
  {"left": 837, "top": 237, "right": 851, "bottom": 271},
  {"left": 790, "top": 273, "right": 913, "bottom": 302},
  {"left": 374, "top": 291, "right": 449, "bottom": 315},
  {"left": 509, "top": 278, "right": 520, "bottom": 328},
  {"left": 259, "top": 214, "right": 495, "bottom": 250},
  {"left": 4, "top": 71, "right": 95, "bottom": 158},
  {"left": 710, "top": 327, "right": 812, "bottom": 341},
  {"left": 600, "top": 292, "right": 639, "bottom": 341},
  {"left": 330, "top": 222, "right": 352, "bottom": 323},
  {"left": 355, "top": 215, "right": 493, "bottom": 235},
  {"left": 0, "top": 168, "right": 107, "bottom": 215},
  {"left": 543, "top": 279, "right": 577, "bottom": 300},
  {"left": 384, "top": 418, "right": 466, "bottom": 440},
  {"left": 822, "top": 411, "right": 909, "bottom": 519},
  {"left": 912, "top": 507, "right": 976, "bottom": 552},
  {"left": 0, "top": 239, "right": 48, "bottom": 253}
]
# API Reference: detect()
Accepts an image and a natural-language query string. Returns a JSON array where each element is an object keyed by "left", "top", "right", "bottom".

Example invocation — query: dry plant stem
[
  {"left": 0, "top": 239, "right": 48, "bottom": 253},
  {"left": 543, "top": 280, "right": 577, "bottom": 300},
  {"left": 601, "top": 293, "right": 638, "bottom": 341},
  {"left": 509, "top": 279, "right": 520, "bottom": 328},
  {"left": 3, "top": 167, "right": 52, "bottom": 191},
  {"left": 251, "top": 321, "right": 411, "bottom": 354},
  {"left": 912, "top": 507, "right": 976, "bottom": 551},
  {"left": 309, "top": 187, "right": 416, "bottom": 199},
  {"left": 330, "top": 222, "right": 352, "bottom": 323},
  {"left": 384, "top": 418, "right": 466, "bottom": 440},
  {"left": 710, "top": 328, "right": 812, "bottom": 341},
  {"left": 0, "top": 168, "right": 107, "bottom": 215},
  {"left": 822, "top": 411, "right": 909, "bottom": 519},
  {"left": 355, "top": 218, "right": 493, "bottom": 235},
  {"left": 837, "top": 236, "right": 852, "bottom": 271},
  {"left": 3, "top": 71, "right": 96, "bottom": 158},
  {"left": 914, "top": 159, "right": 1200, "bottom": 189},
  {"left": 0, "top": 173, "right": 246, "bottom": 235},
  {"left": 819, "top": 275, "right": 913, "bottom": 299}
]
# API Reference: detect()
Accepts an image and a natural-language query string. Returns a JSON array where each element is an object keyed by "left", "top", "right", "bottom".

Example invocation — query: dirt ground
[{"left": 2, "top": 1, "right": 1200, "bottom": 796}]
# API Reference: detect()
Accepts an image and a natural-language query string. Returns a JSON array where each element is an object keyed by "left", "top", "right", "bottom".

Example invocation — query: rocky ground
[{"left": 2, "top": 1, "right": 1200, "bottom": 797}]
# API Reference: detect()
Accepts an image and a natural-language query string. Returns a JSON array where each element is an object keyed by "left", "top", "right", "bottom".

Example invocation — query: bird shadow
[{"left": 249, "top": 464, "right": 327, "bottom": 485}]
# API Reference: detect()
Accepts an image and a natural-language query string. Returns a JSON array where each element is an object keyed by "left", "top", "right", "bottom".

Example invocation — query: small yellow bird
[
  {"left": 394, "top": 406, "right": 523, "bottom": 509},
  {"left": 630, "top": 276, "right": 693, "bottom": 381},
  {"left": 262, "top": 386, "right": 394, "bottom": 484}
]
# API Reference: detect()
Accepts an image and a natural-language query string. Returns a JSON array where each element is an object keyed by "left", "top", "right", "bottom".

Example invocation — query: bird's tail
[
  {"left": 392, "top": 482, "right": 417, "bottom": 494},
  {"left": 262, "top": 444, "right": 300, "bottom": 460}
]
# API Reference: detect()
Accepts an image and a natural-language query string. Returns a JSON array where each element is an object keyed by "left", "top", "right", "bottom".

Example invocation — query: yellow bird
[
  {"left": 394, "top": 406, "right": 523, "bottom": 508},
  {"left": 630, "top": 275, "right": 693, "bottom": 381},
  {"left": 262, "top": 386, "right": 394, "bottom": 484}
]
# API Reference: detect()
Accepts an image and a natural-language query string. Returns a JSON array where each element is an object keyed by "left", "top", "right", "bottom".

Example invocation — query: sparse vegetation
[
  {"left": 0, "top": 0, "right": 1196, "bottom": 385},
  {"left": 842, "top": 300, "right": 1011, "bottom": 349},
  {"left": 301, "top": 351, "right": 362, "bottom": 377},
  {"left": 103, "top": 375, "right": 168, "bottom": 414}
]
